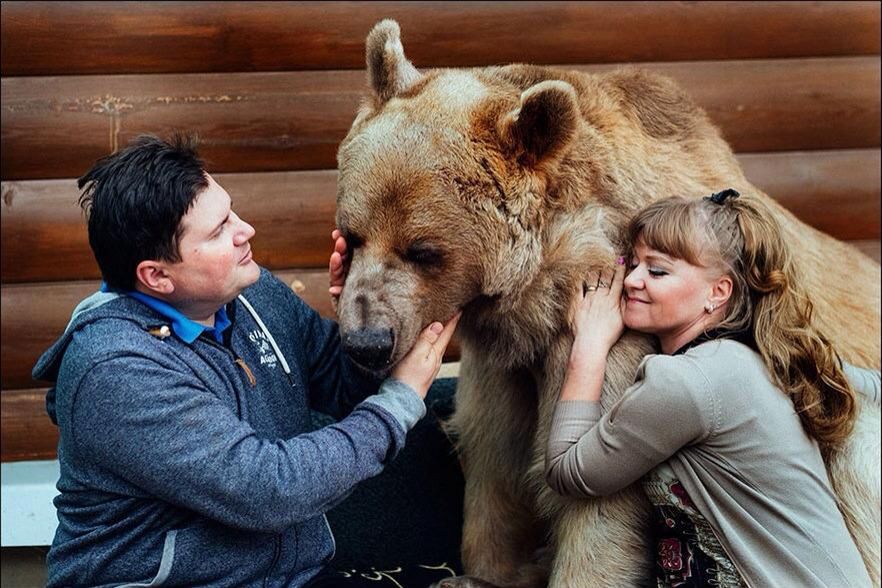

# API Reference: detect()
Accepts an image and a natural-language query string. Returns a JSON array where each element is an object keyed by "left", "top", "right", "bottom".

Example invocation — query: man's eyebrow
[
  {"left": 210, "top": 215, "right": 228, "bottom": 235},
  {"left": 209, "top": 202, "right": 232, "bottom": 236}
]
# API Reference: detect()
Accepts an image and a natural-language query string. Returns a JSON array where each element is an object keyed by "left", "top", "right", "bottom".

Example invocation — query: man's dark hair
[{"left": 78, "top": 133, "right": 208, "bottom": 291}]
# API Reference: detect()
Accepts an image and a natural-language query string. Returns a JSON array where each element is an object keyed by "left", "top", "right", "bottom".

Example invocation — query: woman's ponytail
[{"left": 736, "top": 198, "right": 856, "bottom": 453}]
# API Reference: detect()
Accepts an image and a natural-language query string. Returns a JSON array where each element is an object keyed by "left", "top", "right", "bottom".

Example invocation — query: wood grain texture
[
  {"left": 2, "top": 57, "right": 879, "bottom": 180},
  {"left": 1, "top": 240, "right": 876, "bottom": 392},
  {"left": 737, "top": 149, "right": 881, "bottom": 241},
  {"left": 3, "top": 149, "right": 878, "bottom": 284},
  {"left": 1, "top": 170, "right": 339, "bottom": 283},
  {"left": 0, "top": 388, "right": 58, "bottom": 462},
  {"left": 3, "top": 0, "right": 881, "bottom": 463},
  {"left": 1, "top": 269, "right": 463, "bottom": 391},
  {"left": 3, "top": 2, "right": 878, "bottom": 76}
]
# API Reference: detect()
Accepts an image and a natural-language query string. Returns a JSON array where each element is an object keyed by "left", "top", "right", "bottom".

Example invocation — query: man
[{"left": 32, "top": 134, "right": 459, "bottom": 587}]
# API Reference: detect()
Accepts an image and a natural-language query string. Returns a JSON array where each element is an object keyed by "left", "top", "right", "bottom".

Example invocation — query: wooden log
[
  {"left": 2, "top": 57, "right": 879, "bottom": 180},
  {"left": 2, "top": 240, "right": 880, "bottom": 463},
  {"left": 849, "top": 240, "right": 882, "bottom": 264},
  {"left": 0, "top": 388, "right": 58, "bottom": 462},
  {"left": 2, "top": 1, "right": 878, "bottom": 76},
  {"left": 738, "top": 149, "right": 881, "bottom": 241},
  {"left": 1, "top": 238, "right": 877, "bottom": 392},
  {"left": 2, "top": 240, "right": 879, "bottom": 462},
  {"left": 1, "top": 170, "right": 340, "bottom": 283},
  {"left": 1, "top": 269, "right": 463, "bottom": 391},
  {"left": 3, "top": 149, "right": 878, "bottom": 284}
]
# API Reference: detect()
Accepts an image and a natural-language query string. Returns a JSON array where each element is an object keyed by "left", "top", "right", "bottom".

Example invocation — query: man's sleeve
[
  {"left": 69, "top": 354, "right": 407, "bottom": 534},
  {"left": 295, "top": 294, "right": 386, "bottom": 419}
]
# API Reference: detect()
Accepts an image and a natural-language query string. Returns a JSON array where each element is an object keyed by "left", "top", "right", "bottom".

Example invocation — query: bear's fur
[{"left": 334, "top": 19, "right": 881, "bottom": 588}]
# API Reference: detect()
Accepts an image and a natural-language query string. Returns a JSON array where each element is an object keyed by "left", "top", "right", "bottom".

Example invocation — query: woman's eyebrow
[{"left": 644, "top": 252, "right": 674, "bottom": 264}]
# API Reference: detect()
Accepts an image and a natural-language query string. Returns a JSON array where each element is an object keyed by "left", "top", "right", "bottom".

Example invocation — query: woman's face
[{"left": 623, "top": 240, "right": 724, "bottom": 352}]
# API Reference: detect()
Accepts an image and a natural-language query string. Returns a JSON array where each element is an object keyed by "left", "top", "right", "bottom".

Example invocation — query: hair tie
[{"left": 704, "top": 188, "right": 741, "bottom": 205}]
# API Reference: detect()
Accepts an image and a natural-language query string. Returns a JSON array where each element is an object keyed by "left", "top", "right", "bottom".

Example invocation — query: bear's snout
[{"left": 342, "top": 326, "right": 395, "bottom": 370}]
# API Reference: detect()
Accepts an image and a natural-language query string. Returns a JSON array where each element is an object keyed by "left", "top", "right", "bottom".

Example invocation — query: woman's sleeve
[
  {"left": 545, "top": 356, "right": 718, "bottom": 497},
  {"left": 842, "top": 361, "right": 881, "bottom": 406}
]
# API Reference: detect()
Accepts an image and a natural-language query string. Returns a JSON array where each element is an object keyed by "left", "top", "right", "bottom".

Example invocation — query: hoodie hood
[{"left": 32, "top": 291, "right": 163, "bottom": 424}]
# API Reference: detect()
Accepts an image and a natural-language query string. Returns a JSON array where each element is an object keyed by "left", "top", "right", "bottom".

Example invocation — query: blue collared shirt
[{"left": 101, "top": 283, "right": 231, "bottom": 344}]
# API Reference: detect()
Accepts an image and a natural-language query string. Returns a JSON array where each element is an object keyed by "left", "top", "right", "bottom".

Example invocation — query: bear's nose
[{"left": 342, "top": 327, "right": 395, "bottom": 370}]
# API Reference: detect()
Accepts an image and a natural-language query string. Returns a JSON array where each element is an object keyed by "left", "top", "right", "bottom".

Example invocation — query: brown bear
[{"left": 334, "top": 19, "right": 881, "bottom": 588}]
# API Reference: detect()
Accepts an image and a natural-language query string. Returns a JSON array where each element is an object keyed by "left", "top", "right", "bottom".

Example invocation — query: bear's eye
[{"left": 404, "top": 243, "right": 444, "bottom": 268}]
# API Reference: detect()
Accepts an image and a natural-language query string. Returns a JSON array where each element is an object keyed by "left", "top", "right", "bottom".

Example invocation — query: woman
[{"left": 545, "top": 189, "right": 879, "bottom": 587}]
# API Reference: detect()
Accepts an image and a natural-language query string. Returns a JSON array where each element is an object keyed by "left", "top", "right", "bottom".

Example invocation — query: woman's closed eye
[{"left": 629, "top": 258, "right": 667, "bottom": 277}]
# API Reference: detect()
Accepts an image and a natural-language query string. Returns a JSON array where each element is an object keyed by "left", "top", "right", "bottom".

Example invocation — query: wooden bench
[{"left": 2, "top": 0, "right": 879, "bottom": 469}]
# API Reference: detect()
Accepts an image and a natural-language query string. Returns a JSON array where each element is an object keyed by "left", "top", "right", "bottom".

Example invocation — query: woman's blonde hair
[{"left": 626, "top": 192, "right": 856, "bottom": 451}]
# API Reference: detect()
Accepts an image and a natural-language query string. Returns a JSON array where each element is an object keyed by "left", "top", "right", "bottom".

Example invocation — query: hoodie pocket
[
  {"left": 116, "top": 530, "right": 178, "bottom": 587},
  {"left": 146, "top": 520, "right": 276, "bottom": 587}
]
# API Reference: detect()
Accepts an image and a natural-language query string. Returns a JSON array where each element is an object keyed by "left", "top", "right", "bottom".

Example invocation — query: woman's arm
[
  {"left": 545, "top": 258, "right": 718, "bottom": 497},
  {"left": 545, "top": 356, "right": 714, "bottom": 497}
]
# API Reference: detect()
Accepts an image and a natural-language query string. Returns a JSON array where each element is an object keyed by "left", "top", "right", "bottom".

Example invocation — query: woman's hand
[
  {"left": 559, "top": 259, "right": 626, "bottom": 403},
  {"left": 329, "top": 229, "right": 347, "bottom": 308},
  {"left": 392, "top": 313, "right": 461, "bottom": 399},
  {"left": 571, "top": 259, "right": 627, "bottom": 361}
]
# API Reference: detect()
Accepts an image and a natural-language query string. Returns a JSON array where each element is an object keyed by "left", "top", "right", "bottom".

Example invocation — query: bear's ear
[
  {"left": 366, "top": 19, "right": 424, "bottom": 103},
  {"left": 498, "top": 80, "right": 580, "bottom": 168}
]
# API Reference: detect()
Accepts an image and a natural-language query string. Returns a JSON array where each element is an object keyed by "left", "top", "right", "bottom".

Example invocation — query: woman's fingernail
[
  {"left": 430, "top": 322, "right": 444, "bottom": 334},
  {"left": 617, "top": 256, "right": 625, "bottom": 265}
]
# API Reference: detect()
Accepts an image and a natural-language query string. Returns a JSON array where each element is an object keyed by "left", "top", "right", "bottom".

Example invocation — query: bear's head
[{"left": 335, "top": 20, "right": 582, "bottom": 370}]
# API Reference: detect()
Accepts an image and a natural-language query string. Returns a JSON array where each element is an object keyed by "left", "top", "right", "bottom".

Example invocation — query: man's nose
[{"left": 234, "top": 216, "right": 256, "bottom": 245}]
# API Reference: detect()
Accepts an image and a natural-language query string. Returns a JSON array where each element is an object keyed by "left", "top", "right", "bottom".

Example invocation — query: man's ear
[
  {"left": 497, "top": 80, "right": 581, "bottom": 169},
  {"left": 135, "top": 260, "right": 174, "bottom": 296},
  {"left": 366, "top": 19, "right": 424, "bottom": 103}
]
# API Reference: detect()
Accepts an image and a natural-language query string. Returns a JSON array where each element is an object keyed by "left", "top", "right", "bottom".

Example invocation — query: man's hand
[
  {"left": 392, "top": 313, "right": 461, "bottom": 399},
  {"left": 329, "top": 229, "right": 347, "bottom": 308}
]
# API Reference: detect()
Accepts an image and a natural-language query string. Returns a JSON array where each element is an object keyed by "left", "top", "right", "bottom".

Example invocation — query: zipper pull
[
  {"left": 235, "top": 358, "right": 256, "bottom": 387},
  {"left": 147, "top": 325, "right": 172, "bottom": 339}
]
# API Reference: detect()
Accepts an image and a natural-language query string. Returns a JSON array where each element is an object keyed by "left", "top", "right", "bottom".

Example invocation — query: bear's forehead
[
  {"left": 422, "top": 70, "right": 490, "bottom": 111},
  {"left": 370, "top": 70, "right": 490, "bottom": 130}
]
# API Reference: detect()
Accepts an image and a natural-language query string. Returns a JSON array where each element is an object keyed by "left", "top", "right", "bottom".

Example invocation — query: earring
[{"left": 705, "top": 302, "right": 716, "bottom": 313}]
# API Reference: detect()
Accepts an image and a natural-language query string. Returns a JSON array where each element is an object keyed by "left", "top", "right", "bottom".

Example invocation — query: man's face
[{"left": 164, "top": 175, "right": 259, "bottom": 314}]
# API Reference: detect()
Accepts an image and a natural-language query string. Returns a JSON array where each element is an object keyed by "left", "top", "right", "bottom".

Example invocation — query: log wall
[{"left": 2, "top": 1, "right": 879, "bottom": 461}]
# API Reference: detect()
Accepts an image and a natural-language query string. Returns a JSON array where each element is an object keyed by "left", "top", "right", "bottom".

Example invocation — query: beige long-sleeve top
[{"left": 546, "top": 339, "right": 877, "bottom": 588}]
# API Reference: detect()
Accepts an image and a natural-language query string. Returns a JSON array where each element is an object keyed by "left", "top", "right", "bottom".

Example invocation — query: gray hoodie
[{"left": 33, "top": 268, "right": 425, "bottom": 588}]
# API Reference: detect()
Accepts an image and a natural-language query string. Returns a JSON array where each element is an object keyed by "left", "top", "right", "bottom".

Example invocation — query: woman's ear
[
  {"left": 709, "top": 274, "right": 733, "bottom": 309},
  {"left": 135, "top": 260, "right": 174, "bottom": 296}
]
